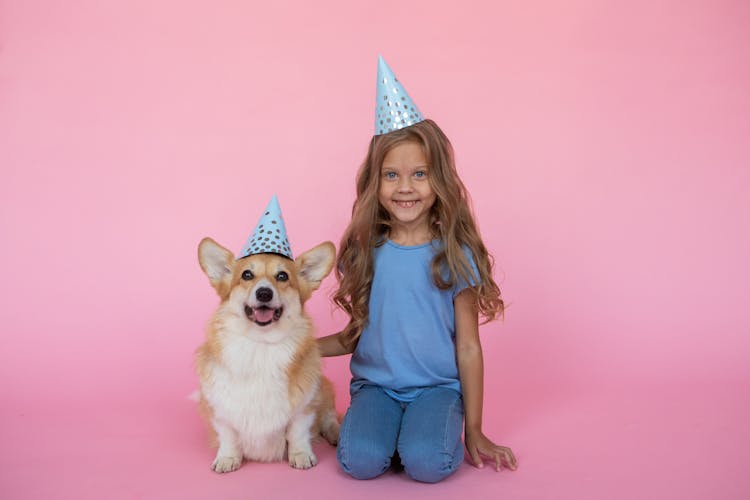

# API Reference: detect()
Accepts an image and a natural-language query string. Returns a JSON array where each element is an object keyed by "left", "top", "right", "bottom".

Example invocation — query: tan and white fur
[{"left": 196, "top": 238, "right": 339, "bottom": 473}]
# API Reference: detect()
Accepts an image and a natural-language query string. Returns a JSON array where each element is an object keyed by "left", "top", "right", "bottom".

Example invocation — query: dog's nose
[{"left": 256, "top": 287, "right": 273, "bottom": 303}]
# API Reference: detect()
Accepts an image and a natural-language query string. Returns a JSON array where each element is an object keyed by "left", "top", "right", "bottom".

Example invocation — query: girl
[{"left": 318, "top": 57, "right": 517, "bottom": 483}]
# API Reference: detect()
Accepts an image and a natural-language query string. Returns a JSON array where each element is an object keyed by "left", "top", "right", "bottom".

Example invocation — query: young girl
[{"left": 318, "top": 57, "right": 517, "bottom": 483}]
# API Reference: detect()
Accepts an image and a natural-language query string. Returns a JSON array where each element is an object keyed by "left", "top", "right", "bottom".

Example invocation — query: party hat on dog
[
  {"left": 375, "top": 55, "right": 424, "bottom": 135},
  {"left": 238, "top": 195, "right": 293, "bottom": 260}
]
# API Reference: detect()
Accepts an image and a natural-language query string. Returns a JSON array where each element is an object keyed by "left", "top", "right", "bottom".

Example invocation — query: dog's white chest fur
[{"left": 202, "top": 332, "right": 299, "bottom": 461}]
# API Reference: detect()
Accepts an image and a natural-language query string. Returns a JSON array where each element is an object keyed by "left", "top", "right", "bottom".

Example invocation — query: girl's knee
[
  {"left": 337, "top": 448, "right": 392, "bottom": 480},
  {"left": 337, "top": 435, "right": 393, "bottom": 480},
  {"left": 399, "top": 447, "right": 463, "bottom": 483}
]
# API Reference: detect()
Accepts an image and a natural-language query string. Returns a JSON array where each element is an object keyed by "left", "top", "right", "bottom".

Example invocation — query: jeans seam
[
  {"left": 338, "top": 407, "right": 351, "bottom": 471},
  {"left": 441, "top": 394, "right": 462, "bottom": 471}
]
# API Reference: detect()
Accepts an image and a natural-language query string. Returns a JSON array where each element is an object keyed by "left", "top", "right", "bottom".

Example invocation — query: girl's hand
[{"left": 465, "top": 429, "right": 518, "bottom": 472}]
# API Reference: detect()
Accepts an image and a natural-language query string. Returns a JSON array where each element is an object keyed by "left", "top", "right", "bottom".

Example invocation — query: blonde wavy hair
[{"left": 333, "top": 119, "right": 504, "bottom": 348}]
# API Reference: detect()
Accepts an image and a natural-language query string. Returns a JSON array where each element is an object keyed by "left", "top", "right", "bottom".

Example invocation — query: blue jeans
[{"left": 337, "top": 385, "right": 465, "bottom": 483}]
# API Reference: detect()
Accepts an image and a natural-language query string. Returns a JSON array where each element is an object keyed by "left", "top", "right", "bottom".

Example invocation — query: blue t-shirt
[{"left": 349, "top": 239, "right": 479, "bottom": 402}]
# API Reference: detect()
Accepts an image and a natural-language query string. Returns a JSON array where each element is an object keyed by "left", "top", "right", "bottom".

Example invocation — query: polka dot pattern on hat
[
  {"left": 375, "top": 56, "right": 424, "bottom": 136},
  {"left": 237, "top": 195, "right": 294, "bottom": 260}
]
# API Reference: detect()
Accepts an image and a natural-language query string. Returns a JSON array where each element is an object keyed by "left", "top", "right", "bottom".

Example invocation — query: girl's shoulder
[{"left": 432, "top": 237, "right": 478, "bottom": 260}]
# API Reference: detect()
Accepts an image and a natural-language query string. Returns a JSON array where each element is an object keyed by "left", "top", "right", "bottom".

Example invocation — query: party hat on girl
[
  {"left": 238, "top": 194, "right": 293, "bottom": 260},
  {"left": 375, "top": 55, "right": 424, "bottom": 135}
]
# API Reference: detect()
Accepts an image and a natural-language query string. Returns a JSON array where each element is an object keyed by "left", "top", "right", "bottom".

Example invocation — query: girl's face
[{"left": 378, "top": 140, "right": 436, "bottom": 236}]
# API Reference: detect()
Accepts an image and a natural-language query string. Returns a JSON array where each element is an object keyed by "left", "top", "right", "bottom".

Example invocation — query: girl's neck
[{"left": 388, "top": 223, "right": 432, "bottom": 247}]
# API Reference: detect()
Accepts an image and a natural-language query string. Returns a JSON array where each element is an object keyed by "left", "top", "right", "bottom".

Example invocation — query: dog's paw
[
  {"left": 211, "top": 455, "right": 242, "bottom": 473},
  {"left": 289, "top": 451, "right": 318, "bottom": 469},
  {"left": 322, "top": 421, "right": 340, "bottom": 446}
]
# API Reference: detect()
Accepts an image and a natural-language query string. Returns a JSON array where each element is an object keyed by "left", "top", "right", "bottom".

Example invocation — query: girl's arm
[
  {"left": 317, "top": 332, "right": 355, "bottom": 357},
  {"left": 454, "top": 288, "right": 518, "bottom": 472}
]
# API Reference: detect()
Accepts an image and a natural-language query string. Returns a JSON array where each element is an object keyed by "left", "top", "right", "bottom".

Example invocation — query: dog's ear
[
  {"left": 295, "top": 241, "right": 336, "bottom": 302},
  {"left": 198, "top": 237, "right": 234, "bottom": 297}
]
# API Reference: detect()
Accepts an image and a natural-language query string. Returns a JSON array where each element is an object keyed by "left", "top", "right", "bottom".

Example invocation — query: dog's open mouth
[{"left": 244, "top": 305, "right": 283, "bottom": 327}]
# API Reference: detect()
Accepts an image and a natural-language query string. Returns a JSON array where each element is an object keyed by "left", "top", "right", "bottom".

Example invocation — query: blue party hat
[
  {"left": 238, "top": 195, "right": 293, "bottom": 260},
  {"left": 375, "top": 55, "right": 424, "bottom": 136}
]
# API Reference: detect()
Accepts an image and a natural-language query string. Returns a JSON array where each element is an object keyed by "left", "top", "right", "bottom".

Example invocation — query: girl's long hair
[{"left": 333, "top": 119, "right": 504, "bottom": 348}]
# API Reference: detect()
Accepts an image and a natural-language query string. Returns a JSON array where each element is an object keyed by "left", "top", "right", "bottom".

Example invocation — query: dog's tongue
[{"left": 255, "top": 307, "right": 275, "bottom": 324}]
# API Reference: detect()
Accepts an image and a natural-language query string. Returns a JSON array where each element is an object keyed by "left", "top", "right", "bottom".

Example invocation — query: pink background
[{"left": 2, "top": 1, "right": 749, "bottom": 498}]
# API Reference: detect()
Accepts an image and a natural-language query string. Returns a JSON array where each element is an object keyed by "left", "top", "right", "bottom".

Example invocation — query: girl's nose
[{"left": 397, "top": 177, "right": 413, "bottom": 192}]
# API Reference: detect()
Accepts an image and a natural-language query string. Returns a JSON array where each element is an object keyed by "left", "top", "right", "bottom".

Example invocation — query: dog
[{"left": 196, "top": 238, "right": 339, "bottom": 473}]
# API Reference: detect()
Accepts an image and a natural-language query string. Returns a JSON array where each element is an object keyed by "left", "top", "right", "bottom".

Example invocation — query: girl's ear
[
  {"left": 198, "top": 237, "right": 234, "bottom": 294},
  {"left": 295, "top": 241, "right": 336, "bottom": 300}
]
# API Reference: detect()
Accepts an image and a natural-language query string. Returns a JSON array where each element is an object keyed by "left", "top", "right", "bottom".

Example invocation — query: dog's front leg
[
  {"left": 286, "top": 410, "right": 317, "bottom": 469},
  {"left": 211, "top": 419, "right": 243, "bottom": 473}
]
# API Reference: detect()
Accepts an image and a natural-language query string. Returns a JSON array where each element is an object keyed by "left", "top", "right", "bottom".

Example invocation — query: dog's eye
[
  {"left": 241, "top": 270, "right": 254, "bottom": 281},
  {"left": 276, "top": 271, "right": 289, "bottom": 282}
]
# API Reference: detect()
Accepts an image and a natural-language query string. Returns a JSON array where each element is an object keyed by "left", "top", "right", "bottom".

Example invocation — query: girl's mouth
[
  {"left": 244, "top": 305, "right": 284, "bottom": 326},
  {"left": 394, "top": 200, "right": 418, "bottom": 208}
]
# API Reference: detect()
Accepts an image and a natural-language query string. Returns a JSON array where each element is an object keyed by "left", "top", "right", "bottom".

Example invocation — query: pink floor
[{"left": 3, "top": 375, "right": 747, "bottom": 499}]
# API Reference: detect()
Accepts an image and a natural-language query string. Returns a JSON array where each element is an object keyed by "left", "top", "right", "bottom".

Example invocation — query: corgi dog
[{"left": 196, "top": 238, "right": 339, "bottom": 473}]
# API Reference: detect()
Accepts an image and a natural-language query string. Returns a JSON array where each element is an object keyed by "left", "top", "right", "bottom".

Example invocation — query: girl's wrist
[{"left": 465, "top": 424, "right": 483, "bottom": 437}]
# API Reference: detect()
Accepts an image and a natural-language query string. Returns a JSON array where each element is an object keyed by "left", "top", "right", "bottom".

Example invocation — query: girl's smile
[{"left": 394, "top": 200, "right": 418, "bottom": 208}]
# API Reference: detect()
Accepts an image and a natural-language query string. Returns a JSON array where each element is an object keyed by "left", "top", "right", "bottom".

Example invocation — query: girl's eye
[
  {"left": 276, "top": 271, "right": 289, "bottom": 282},
  {"left": 241, "top": 270, "right": 254, "bottom": 281},
  {"left": 385, "top": 172, "right": 397, "bottom": 180},
  {"left": 414, "top": 171, "right": 426, "bottom": 178}
]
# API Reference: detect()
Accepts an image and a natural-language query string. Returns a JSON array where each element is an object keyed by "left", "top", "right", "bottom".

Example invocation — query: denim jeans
[{"left": 337, "top": 385, "right": 465, "bottom": 483}]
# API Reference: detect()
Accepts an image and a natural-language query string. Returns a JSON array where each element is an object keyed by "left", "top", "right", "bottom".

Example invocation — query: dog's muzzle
[{"left": 245, "top": 287, "right": 283, "bottom": 326}]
